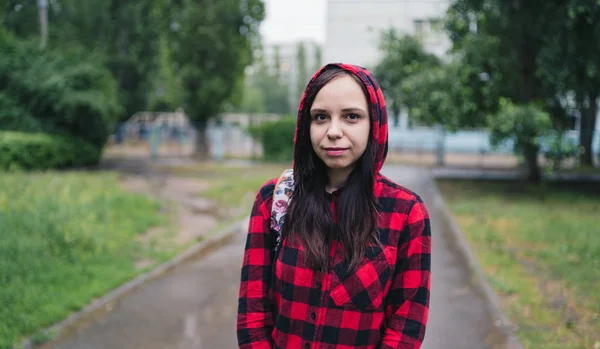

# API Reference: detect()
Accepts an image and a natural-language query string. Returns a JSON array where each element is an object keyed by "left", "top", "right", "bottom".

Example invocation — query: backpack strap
[
  {"left": 269, "top": 168, "right": 294, "bottom": 310},
  {"left": 270, "top": 168, "right": 294, "bottom": 255}
]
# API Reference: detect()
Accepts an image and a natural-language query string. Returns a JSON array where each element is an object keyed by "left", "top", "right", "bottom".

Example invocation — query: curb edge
[{"left": 430, "top": 181, "right": 525, "bottom": 349}]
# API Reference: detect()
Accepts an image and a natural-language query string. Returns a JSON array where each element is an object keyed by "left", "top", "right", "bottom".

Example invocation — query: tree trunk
[
  {"left": 579, "top": 93, "right": 598, "bottom": 167},
  {"left": 194, "top": 119, "right": 210, "bottom": 159},
  {"left": 523, "top": 142, "right": 541, "bottom": 184}
]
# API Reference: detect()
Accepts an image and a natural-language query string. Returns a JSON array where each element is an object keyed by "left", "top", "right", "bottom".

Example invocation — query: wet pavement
[
  {"left": 381, "top": 165, "right": 508, "bottom": 349},
  {"left": 43, "top": 164, "right": 508, "bottom": 349}
]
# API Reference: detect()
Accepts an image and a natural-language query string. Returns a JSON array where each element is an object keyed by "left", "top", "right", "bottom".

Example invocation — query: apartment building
[{"left": 324, "top": 0, "right": 452, "bottom": 69}]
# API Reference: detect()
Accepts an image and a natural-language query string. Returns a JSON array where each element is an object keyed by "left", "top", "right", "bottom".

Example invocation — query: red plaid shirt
[
  {"left": 237, "top": 63, "right": 431, "bottom": 349},
  {"left": 237, "top": 175, "right": 431, "bottom": 349}
]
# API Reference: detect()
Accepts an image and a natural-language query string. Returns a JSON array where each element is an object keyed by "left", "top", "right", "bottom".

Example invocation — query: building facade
[{"left": 324, "top": 0, "right": 452, "bottom": 69}]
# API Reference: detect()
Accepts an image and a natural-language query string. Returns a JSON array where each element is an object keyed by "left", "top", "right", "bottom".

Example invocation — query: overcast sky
[{"left": 259, "top": 0, "right": 326, "bottom": 44}]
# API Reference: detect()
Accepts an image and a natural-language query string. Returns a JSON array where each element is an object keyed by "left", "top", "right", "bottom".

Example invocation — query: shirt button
[
  {"left": 316, "top": 282, "right": 322, "bottom": 289},
  {"left": 311, "top": 312, "right": 316, "bottom": 320},
  {"left": 305, "top": 344, "right": 310, "bottom": 349}
]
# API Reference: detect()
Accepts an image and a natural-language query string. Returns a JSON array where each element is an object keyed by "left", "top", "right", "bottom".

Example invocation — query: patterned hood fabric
[
  {"left": 294, "top": 63, "right": 389, "bottom": 174},
  {"left": 237, "top": 64, "right": 432, "bottom": 349}
]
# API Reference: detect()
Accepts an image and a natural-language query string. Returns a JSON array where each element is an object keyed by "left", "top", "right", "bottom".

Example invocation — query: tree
[
  {"left": 2, "top": 0, "right": 170, "bottom": 121},
  {"left": 148, "top": 34, "right": 181, "bottom": 112},
  {"left": 538, "top": 1, "right": 600, "bottom": 167},
  {"left": 273, "top": 45, "right": 282, "bottom": 81},
  {"left": 238, "top": 84, "right": 266, "bottom": 113},
  {"left": 491, "top": 99, "right": 553, "bottom": 179},
  {"left": 168, "top": 0, "right": 265, "bottom": 157},
  {"left": 401, "top": 61, "right": 492, "bottom": 131},
  {"left": 296, "top": 41, "right": 308, "bottom": 101},
  {"left": 374, "top": 29, "right": 441, "bottom": 127},
  {"left": 0, "top": 29, "right": 121, "bottom": 147},
  {"left": 254, "top": 47, "right": 290, "bottom": 114},
  {"left": 445, "top": 0, "right": 566, "bottom": 182},
  {"left": 313, "top": 44, "right": 323, "bottom": 74}
]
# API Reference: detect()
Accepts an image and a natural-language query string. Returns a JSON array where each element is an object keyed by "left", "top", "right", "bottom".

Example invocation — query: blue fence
[{"left": 387, "top": 126, "right": 600, "bottom": 156}]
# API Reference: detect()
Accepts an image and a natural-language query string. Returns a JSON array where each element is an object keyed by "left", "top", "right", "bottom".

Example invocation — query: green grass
[
  {"left": 156, "top": 161, "right": 288, "bottom": 214},
  {"left": 437, "top": 180, "right": 600, "bottom": 349},
  {"left": 201, "top": 163, "right": 288, "bottom": 221},
  {"left": 203, "top": 169, "right": 284, "bottom": 209},
  {"left": 0, "top": 171, "right": 166, "bottom": 349}
]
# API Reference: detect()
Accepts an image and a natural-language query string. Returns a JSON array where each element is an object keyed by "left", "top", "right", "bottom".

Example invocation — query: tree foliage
[
  {"left": 0, "top": 31, "right": 121, "bottom": 147},
  {"left": 374, "top": 29, "right": 441, "bottom": 126},
  {"left": 169, "top": 0, "right": 264, "bottom": 122},
  {"left": 375, "top": 0, "right": 600, "bottom": 181},
  {"left": 2, "top": 0, "right": 168, "bottom": 121},
  {"left": 2, "top": 0, "right": 266, "bottom": 161},
  {"left": 250, "top": 45, "right": 291, "bottom": 114},
  {"left": 401, "top": 61, "right": 495, "bottom": 131},
  {"left": 538, "top": 1, "right": 600, "bottom": 166},
  {"left": 296, "top": 41, "right": 308, "bottom": 102}
]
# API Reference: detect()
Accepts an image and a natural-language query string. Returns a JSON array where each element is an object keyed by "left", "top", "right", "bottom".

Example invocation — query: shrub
[
  {"left": 0, "top": 93, "right": 47, "bottom": 132},
  {"left": 0, "top": 132, "right": 101, "bottom": 171},
  {"left": 0, "top": 33, "right": 121, "bottom": 148},
  {"left": 248, "top": 117, "right": 296, "bottom": 162}
]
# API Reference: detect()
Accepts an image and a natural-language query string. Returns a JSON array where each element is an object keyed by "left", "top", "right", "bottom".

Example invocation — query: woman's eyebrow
[
  {"left": 310, "top": 107, "right": 365, "bottom": 113},
  {"left": 341, "top": 107, "right": 365, "bottom": 113}
]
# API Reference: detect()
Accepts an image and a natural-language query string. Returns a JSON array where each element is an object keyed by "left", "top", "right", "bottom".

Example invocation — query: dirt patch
[
  {"left": 176, "top": 213, "right": 217, "bottom": 245},
  {"left": 135, "top": 259, "right": 155, "bottom": 270},
  {"left": 120, "top": 173, "right": 222, "bottom": 264},
  {"left": 162, "top": 177, "right": 209, "bottom": 195},
  {"left": 119, "top": 176, "right": 152, "bottom": 194},
  {"left": 136, "top": 227, "right": 169, "bottom": 244}
]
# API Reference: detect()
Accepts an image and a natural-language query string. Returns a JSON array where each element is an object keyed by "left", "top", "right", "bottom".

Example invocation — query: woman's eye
[
  {"left": 346, "top": 113, "right": 360, "bottom": 120},
  {"left": 314, "top": 114, "right": 327, "bottom": 121}
]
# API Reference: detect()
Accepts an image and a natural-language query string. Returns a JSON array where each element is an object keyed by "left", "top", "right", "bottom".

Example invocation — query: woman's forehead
[{"left": 311, "top": 75, "right": 368, "bottom": 111}]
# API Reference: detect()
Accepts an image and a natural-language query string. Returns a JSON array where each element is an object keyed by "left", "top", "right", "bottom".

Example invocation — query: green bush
[
  {"left": 541, "top": 131, "right": 581, "bottom": 171},
  {"left": 0, "top": 93, "right": 47, "bottom": 133},
  {"left": 0, "top": 33, "right": 121, "bottom": 148},
  {"left": 248, "top": 116, "right": 296, "bottom": 162},
  {"left": 0, "top": 132, "right": 101, "bottom": 171}
]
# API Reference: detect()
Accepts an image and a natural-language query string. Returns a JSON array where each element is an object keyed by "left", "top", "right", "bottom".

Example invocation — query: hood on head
[{"left": 293, "top": 63, "right": 389, "bottom": 174}]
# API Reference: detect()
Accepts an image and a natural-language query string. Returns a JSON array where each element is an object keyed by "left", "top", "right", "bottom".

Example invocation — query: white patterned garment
[{"left": 270, "top": 169, "right": 294, "bottom": 236}]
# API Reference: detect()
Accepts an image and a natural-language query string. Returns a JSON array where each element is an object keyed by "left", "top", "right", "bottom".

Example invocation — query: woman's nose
[{"left": 326, "top": 120, "right": 343, "bottom": 139}]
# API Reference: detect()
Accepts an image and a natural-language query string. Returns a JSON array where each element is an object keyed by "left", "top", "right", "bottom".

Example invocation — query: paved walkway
[
  {"left": 381, "top": 165, "right": 508, "bottom": 349},
  {"left": 42, "top": 164, "right": 509, "bottom": 349}
]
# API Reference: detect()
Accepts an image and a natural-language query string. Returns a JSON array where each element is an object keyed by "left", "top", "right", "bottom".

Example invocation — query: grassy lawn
[
  {"left": 437, "top": 180, "right": 600, "bottom": 349},
  {"left": 156, "top": 161, "right": 289, "bottom": 216},
  {"left": 0, "top": 171, "right": 167, "bottom": 349}
]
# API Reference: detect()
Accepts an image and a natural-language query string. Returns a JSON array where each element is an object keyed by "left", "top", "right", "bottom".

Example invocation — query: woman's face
[{"left": 309, "top": 74, "right": 370, "bottom": 174}]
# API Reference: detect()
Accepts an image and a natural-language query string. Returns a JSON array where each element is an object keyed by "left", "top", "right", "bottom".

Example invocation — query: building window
[
  {"left": 414, "top": 19, "right": 425, "bottom": 36},
  {"left": 428, "top": 18, "right": 443, "bottom": 44},
  {"left": 429, "top": 18, "right": 443, "bottom": 33}
]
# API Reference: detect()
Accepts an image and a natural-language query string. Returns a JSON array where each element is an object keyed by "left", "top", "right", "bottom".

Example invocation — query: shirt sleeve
[
  {"left": 379, "top": 197, "right": 432, "bottom": 349},
  {"left": 236, "top": 183, "right": 276, "bottom": 349}
]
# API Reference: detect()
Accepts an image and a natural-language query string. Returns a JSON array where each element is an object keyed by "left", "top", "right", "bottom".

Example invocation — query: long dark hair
[{"left": 282, "top": 67, "right": 379, "bottom": 272}]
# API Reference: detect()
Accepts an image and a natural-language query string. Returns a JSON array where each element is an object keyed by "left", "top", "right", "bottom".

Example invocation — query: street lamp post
[{"left": 37, "top": 0, "right": 48, "bottom": 49}]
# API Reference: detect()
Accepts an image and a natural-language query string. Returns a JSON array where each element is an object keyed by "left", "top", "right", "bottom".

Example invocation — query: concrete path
[
  {"left": 381, "top": 165, "right": 508, "bottom": 349},
  {"left": 42, "top": 164, "right": 509, "bottom": 349}
]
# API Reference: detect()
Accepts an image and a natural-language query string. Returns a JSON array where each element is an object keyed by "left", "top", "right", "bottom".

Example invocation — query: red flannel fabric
[{"left": 237, "top": 64, "right": 432, "bottom": 349}]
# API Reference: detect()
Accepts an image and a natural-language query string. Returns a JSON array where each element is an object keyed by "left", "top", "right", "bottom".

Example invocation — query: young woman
[{"left": 237, "top": 63, "right": 432, "bottom": 349}]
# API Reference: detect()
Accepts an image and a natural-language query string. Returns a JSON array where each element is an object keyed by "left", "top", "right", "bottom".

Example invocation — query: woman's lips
[{"left": 324, "top": 148, "right": 348, "bottom": 156}]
